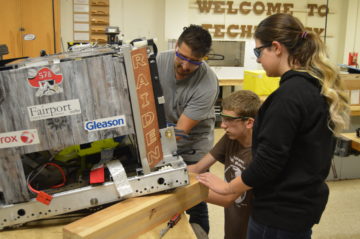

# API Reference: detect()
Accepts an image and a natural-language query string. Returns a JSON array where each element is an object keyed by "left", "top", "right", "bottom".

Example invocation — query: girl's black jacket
[{"left": 242, "top": 70, "right": 336, "bottom": 231}]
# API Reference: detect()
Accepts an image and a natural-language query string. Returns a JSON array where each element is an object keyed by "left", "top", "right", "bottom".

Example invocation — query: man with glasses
[
  {"left": 188, "top": 90, "right": 261, "bottom": 239},
  {"left": 156, "top": 25, "right": 219, "bottom": 234}
]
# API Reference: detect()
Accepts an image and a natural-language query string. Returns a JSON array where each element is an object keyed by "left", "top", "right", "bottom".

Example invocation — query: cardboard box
[{"left": 243, "top": 70, "right": 280, "bottom": 96}]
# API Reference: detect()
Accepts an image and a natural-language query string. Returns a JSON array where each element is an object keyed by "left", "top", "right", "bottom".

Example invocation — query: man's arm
[
  {"left": 175, "top": 113, "right": 199, "bottom": 140},
  {"left": 187, "top": 153, "right": 217, "bottom": 174}
]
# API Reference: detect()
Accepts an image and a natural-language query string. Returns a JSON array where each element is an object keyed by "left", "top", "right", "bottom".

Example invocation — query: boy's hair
[
  {"left": 222, "top": 90, "right": 261, "bottom": 118},
  {"left": 177, "top": 24, "right": 212, "bottom": 58}
]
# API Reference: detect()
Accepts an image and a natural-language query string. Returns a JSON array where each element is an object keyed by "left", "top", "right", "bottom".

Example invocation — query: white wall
[
  {"left": 60, "top": 0, "right": 73, "bottom": 51},
  {"left": 342, "top": 0, "right": 360, "bottom": 64},
  {"left": 109, "top": 0, "right": 166, "bottom": 50},
  {"left": 60, "top": 0, "right": 360, "bottom": 78},
  {"left": 60, "top": 0, "right": 166, "bottom": 51}
]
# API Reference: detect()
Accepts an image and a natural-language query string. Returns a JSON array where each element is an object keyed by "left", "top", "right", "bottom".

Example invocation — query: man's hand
[{"left": 197, "top": 172, "right": 233, "bottom": 195}]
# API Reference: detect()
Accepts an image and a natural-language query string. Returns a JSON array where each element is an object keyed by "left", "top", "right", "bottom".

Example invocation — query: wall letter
[
  {"left": 201, "top": 24, "right": 213, "bottom": 31},
  {"left": 239, "top": 1, "right": 251, "bottom": 14},
  {"left": 213, "top": 1, "right": 225, "bottom": 13},
  {"left": 214, "top": 24, "right": 225, "bottom": 37},
  {"left": 283, "top": 3, "right": 293, "bottom": 14},
  {"left": 227, "top": 24, "right": 239, "bottom": 38},
  {"left": 267, "top": 3, "right": 281, "bottom": 15},
  {"left": 240, "top": 25, "right": 253, "bottom": 38},
  {"left": 253, "top": 1, "right": 265, "bottom": 15},
  {"left": 313, "top": 28, "right": 325, "bottom": 35},
  {"left": 307, "top": 4, "right": 317, "bottom": 16},
  {"left": 227, "top": 1, "right": 237, "bottom": 14},
  {"left": 196, "top": 0, "right": 213, "bottom": 13},
  {"left": 318, "top": 5, "right": 328, "bottom": 17}
]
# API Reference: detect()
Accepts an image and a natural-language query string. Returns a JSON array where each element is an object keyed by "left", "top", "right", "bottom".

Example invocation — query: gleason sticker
[
  {"left": 27, "top": 99, "right": 81, "bottom": 121},
  {"left": 27, "top": 66, "right": 63, "bottom": 97},
  {"left": 0, "top": 129, "right": 40, "bottom": 149},
  {"left": 84, "top": 115, "right": 126, "bottom": 132}
]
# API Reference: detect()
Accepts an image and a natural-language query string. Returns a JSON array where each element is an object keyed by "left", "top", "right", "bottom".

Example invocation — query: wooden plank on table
[
  {"left": 350, "top": 106, "right": 360, "bottom": 116},
  {"left": 341, "top": 74, "right": 360, "bottom": 90},
  {"left": 219, "top": 79, "right": 243, "bottom": 86},
  {"left": 63, "top": 174, "right": 207, "bottom": 239},
  {"left": 0, "top": 212, "right": 195, "bottom": 239},
  {"left": 341, "top": 133, "right": 360, "bottom": 152}
]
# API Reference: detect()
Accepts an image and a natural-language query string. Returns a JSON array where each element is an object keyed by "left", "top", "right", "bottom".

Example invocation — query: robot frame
[{"left": 0, "top": 32, "right": 188, "bottom": 230}]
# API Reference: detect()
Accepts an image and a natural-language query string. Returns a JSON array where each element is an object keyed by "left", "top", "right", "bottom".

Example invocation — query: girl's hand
[{"left": 197, "top": 172, "right": 233, "bottom": 195}]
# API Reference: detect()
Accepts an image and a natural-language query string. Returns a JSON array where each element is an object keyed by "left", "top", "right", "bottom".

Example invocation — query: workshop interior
[{"left": 0, "top": 0, "right": 360, "bottom": 238}]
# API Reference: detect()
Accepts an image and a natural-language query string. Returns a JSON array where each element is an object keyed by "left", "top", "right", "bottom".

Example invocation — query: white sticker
[
  {"left": 84, "top": 115, "right": 126, "bottom": 132},
  {"left": 27, "top": 99, "right": 81, "bottom": 121},
  {"left": 0, "top": 129, "right": 40, "bottom": 149}
]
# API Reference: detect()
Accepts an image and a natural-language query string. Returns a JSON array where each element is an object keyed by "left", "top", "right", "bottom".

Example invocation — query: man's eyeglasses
[
  {"left": 175, "top": 51, "right": 203, "bottom": 66},
  {"left": 253, "top": 44, "right": 272, "bottom": 58},
  {"left": 220, "top": 112, "right": 250, "bottom": 123}
]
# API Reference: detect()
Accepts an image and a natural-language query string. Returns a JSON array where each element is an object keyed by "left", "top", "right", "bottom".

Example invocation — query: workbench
[
  {"left": 0, "top": 174, "right": 207, "bottom": 239},
  {"left": 340, "top": 132, "right": 360, "bottom": 152}
]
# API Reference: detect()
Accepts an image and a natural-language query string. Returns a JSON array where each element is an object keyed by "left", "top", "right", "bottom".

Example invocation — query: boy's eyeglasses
[
  {"left": 175, "top": 51, "right": 203, "bottom": 66},
  {"left": 253, "top": 44, "right": 272, "bottom": 58},
  {"left": 220, "top": 112, "right": 250, "bottom": 123}
]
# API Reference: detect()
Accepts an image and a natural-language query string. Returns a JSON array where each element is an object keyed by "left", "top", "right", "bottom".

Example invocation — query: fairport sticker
[
  {"left": 0, "top": 129, "right": 40, "bottom": 149},
  {"left": 84, "top": 115, "right": 126, "bottom": 132},
  {"left": 27, "top": 99, "right": 81, "bottom": 121}
]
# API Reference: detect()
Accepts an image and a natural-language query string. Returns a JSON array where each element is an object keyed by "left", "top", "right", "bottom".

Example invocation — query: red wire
[
  {"left": 27, "top": 162, "right": 67, "bottom": 194},
  {"left": 45, "top": 162, "right": 66, "bottom": 188}
]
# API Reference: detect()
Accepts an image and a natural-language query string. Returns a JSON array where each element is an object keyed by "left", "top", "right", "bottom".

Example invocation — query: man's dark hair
[{"left": 177, "top": 24, "right": 212, "bottom": 58}]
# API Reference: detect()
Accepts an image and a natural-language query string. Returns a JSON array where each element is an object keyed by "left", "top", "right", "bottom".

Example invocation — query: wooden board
[
  {"left": 341, "top": 132, "right": 360, "bottom": 152},
  {"left": 0, "top": 212, "right": 196, "bottom": 239},
  {"left": 131, "top": 48, "right": 163, "bottom": 168},
  {"left": 219, "top": 79, "right": 243, "bottom": 86},
  {"left": 63, "top": 174, "right": 207, "bottom": 239}
]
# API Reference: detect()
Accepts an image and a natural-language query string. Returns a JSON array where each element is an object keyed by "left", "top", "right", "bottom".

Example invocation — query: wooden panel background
[{"left": 0, "top": 53, "right": 135, "bottom": 203}]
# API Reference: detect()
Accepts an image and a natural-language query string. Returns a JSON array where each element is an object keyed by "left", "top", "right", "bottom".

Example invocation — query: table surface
[
  {"left": 341, "top": 132, "right": 360, "bottom": 151},
  {"left": 0, "top": 174, "right": 205, "bottom": 239}
]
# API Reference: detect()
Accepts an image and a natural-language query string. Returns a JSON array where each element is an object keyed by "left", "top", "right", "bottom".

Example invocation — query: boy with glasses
[
  {"left": 188, "top": 90, "right": 261, "bottom": 239},
  {"left": 156, "top": 24, "right": 219, "bottom": 234}
]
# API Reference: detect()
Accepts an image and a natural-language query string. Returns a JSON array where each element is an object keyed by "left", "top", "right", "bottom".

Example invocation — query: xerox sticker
[
  {"left": 27, "top": 99, "right": 81, "bottom": 121},
  {"left": 0, "top": 129, "right": 40, "bottom": 149},
  {"left": 27, "top": 66, "right": 63, "bottom": 97}
]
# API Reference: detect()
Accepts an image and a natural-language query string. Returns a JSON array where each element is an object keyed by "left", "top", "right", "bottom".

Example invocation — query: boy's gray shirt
[{"left": 156, "top": 50, "right": 219, "bottom": 162}]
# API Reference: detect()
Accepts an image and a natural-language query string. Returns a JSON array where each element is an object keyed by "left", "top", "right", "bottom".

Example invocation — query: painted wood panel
[{"left": 0, "top": 51, "right": 135, "bottom": 203}]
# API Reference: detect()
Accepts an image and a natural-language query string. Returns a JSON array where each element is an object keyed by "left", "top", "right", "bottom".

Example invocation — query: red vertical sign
[{"left": 131, "top": 47, "right": 163, "bottom": 168}]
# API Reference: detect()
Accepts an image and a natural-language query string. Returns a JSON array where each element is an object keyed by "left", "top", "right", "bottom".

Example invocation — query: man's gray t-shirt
[{"left": 156, "top": 50, "right": 219, "bottom": 162}]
